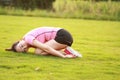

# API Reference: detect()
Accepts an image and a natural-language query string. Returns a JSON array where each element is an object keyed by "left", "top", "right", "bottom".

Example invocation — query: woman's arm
[{"left": 32, "top": 39, "right": 66, "bottom": 58}]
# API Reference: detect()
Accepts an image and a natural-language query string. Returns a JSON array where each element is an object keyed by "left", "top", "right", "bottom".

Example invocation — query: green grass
[
  {"left": 0, "top": 1, "right": 120, "bottom": 21},
  {"left": 53, "top": 0, "right": 120, "bottom": 21},
  {"left": 0, "top": 15, "right": 120, "bottom": 80}
]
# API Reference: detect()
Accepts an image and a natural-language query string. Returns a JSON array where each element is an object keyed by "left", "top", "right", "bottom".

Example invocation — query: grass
[
  {"left": 0, "top": 15, "right": 120, "bottom": 80},
  {"left": 0, "top": 1, "right": 120, "bottom": 21},
  {"left": 53, "top": 0, "right": 120, "bottom": 21}
]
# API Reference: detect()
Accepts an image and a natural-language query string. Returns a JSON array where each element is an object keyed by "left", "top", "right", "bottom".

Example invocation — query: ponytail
[{"left": 5, "top": 41, "right": 19, "bottom": 52}]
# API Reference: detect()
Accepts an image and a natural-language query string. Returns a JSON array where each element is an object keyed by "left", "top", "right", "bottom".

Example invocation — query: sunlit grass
[
  {"left": 0, "top": 1, "right": 120, "bottom": 21},
  {"left": 0, "top": 15, "right": 120, "bottom": 80}
]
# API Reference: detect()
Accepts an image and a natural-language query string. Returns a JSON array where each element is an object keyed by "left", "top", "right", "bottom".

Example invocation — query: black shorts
[{"left": 55, "top": 29, "right": 73, "bottom": 46}]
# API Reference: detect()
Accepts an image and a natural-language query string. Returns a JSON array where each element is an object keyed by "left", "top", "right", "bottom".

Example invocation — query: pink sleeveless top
[{"left": 23, "top": 27, "right": 61, "bottom": 45}]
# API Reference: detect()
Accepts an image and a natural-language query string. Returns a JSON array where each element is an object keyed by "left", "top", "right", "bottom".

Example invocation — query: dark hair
[{"left": 5, "top": 41, "right": 19, "bottom": 52}]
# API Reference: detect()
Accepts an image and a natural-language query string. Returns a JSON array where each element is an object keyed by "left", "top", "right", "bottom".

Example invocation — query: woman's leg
[
  {"left": 35, "top": 29, "right": 73, "bottom": 57},
  {"left": 45, "top": 39, "right": 67, "bottom": 50},
  {"left": 35, "top": 48, "right": 48, "bottom": 55},
  {"left": 34, "top": 39, "right": 67, "bottom": 55}
]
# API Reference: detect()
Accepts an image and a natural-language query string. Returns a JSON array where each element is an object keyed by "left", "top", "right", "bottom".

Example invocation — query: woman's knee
[{"left": 35, "top": 48, "right": 48, "bottom": 55}]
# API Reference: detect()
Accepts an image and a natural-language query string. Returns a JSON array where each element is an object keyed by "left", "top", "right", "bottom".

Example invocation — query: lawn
[{"left": 0, "top": 15, "right": 120, "bottom": 80}]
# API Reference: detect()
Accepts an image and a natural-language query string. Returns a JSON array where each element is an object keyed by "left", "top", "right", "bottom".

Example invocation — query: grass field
[{"left": 0, "top": 15, "right": 120, "bottom": 80}]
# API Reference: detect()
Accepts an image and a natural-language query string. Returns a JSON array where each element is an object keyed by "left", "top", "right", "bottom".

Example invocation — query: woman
[{"left": 6, "top": 27, "right": 79, "bottom": 58}]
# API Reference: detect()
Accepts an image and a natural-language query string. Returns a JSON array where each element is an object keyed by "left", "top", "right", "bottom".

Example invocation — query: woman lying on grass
[{"left": 5, "top": 27, "right": 82, "bottom": 58}]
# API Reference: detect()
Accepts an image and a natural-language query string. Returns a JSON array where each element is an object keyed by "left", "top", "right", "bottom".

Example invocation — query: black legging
[{"left": 55, "top": 29, "right": 73, "bottom": 46}]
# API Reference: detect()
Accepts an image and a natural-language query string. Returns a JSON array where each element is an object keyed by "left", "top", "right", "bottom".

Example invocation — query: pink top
[{"left": 23, "top": 27, "right": 61, "bottom": 45}]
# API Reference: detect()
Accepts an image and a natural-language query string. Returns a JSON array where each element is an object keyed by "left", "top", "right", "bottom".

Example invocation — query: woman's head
[
  {"left": 5, "top": 40, "right": 28, "bottom": 52},
  {"left": 5, "top": 41, "right": 19, "bottom": 52}
]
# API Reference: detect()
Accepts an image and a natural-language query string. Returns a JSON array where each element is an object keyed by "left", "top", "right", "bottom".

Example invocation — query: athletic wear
[
  {"left": 23, "top": 27, "right": 73, "bottom": 46},
  {"left": 64, "top": 46, "right": 82, "bottom": 57},
  {"left": 55, "top": 29, "right": 73, "bottom": 46}
]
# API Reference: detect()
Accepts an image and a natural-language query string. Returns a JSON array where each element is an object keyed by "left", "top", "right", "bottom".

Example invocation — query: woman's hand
[
  {"left": 64, "top": 54, "right": 76, "bottom": 58},
  {"left": 32, "top": 39, "right": 65, "bottom": 58}
]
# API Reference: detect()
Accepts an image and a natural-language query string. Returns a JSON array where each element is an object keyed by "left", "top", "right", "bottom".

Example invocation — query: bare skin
[
  {"left": 35, "top": 39, "right": 67, "bottom": 56},
  {"left": 15, "top": 39, "right": 74, "bottom": 58},
  {"left": 15, "top": 40, "right": 28, "bottom": 52}
]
